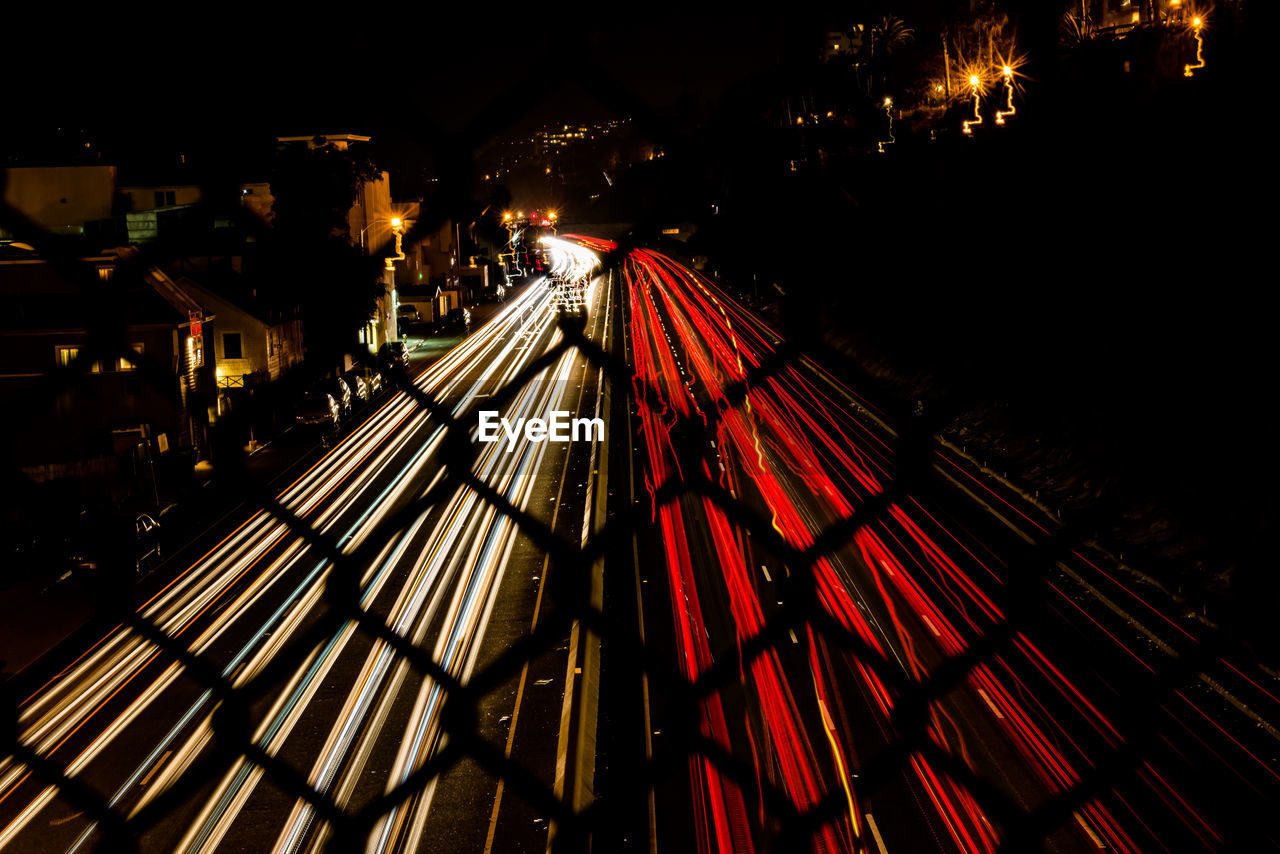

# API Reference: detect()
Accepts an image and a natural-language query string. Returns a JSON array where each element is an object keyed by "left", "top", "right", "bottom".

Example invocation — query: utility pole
[{"left": 942, "top": 35, "right": 952, "bottom": 99}]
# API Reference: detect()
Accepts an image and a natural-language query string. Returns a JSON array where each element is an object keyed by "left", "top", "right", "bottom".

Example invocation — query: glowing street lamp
[{"left": 358, "top": 216, "right": 401, "bottom": 252}]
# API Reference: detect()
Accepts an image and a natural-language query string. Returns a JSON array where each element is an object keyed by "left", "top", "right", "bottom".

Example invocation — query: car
[
  {"left": 343, "top": 371, "right": 370, "bottom": 403},
  {"left": 60, "top": 507, "right": 161, "bottom": 578},
  {"left": 296, "top": 392, "right": 340, "bottom": 429},
  {"left": 480, "top": 283, "right": 506, "bottom": 303},
  {"left": 347, "top": 366, "right": 384, "bottom": 398},
  {"left": 378, "top": 341, "right": 410, "bottom": 373},
  {"left": 440, "top": 307, "right": 471, "bottom": 333},
  {"left": 317, "top": 378, "right": 354, "bottom": 417},
  {"left": 397, "top": 304, "right": 422, "bottom": 324},
  {"left": 135, "top": 513, "right": 162, "bottom": 572}
]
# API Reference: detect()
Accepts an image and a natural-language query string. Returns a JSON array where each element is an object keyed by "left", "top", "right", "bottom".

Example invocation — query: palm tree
[
  {"left": 869, "top": 16, "right": 916, "bottom": 57},
  {"left": 866, "top": 16, "right": 915, "bottom": 94},
  {"left": 1060, "top": 10, "right": 1095, "bottom": 46}
]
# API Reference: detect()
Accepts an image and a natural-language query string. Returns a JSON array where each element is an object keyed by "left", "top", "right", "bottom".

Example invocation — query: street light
[{"left": 358, "top": 216, "right": 400, "bottom": 251}]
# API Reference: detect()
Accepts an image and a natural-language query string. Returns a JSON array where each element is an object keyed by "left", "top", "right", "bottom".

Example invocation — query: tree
[
  {"left": 869, "top": 16, "right": 916, "bottom": 57},
  {"left": 263, "top": 140, "right": 386, "bottom": 372},
  {"left": 867, "top": 16, "right": 916, "bottom": 94}
]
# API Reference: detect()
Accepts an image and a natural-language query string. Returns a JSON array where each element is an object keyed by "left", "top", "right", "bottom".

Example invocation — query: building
[
  {"left": 116, "top": 180, "right": 274, "bottom": 242},
  {"left": 1086, "top": 0, "right": 1196, "bottom": 29},
  {"left": 168, "top": 272, "right": 304, "bottom": 396},
  {"left": 822, "top": 28, "right": 863, "bottom": 63},
  {"left": 0, "top": 247, "right": 216, "bottom": 500},
  {"left": 0, "top": 165, "right": 117, "bottom": 240},
  {"left": 396, "top": 212, "right": 459, "bottom": 288},
  {"left": 1, "top": 164, "right": 274, "bottom": 250}
]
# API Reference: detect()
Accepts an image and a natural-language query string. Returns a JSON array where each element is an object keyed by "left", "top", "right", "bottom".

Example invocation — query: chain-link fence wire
[{"left": 0, "top": 46, "right": 1270, "bottom": 854}]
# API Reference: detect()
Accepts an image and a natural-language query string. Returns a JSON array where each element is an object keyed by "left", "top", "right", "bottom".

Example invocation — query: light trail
[
  {"left": 612, "top": 245, "right": 1260, "bottom": 853},
  {"left": 995, "top": 65, "right": 1016, "bottom": 125},
  {"left": 962, "top": 73, "right": 984, "bottom": 136},
  {"left": 1184, "top": 16, "right": 1206, "bottom": 77},
  {"left": 878, "top": 97, "right": 895, "bottom": 154},
  {"left": 0, "top": 270, "right": 609, "bottom": 852}
]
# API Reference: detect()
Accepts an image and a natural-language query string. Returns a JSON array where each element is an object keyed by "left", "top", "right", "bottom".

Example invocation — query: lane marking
[
  {"left": 866, "top": 812, "right": 889, "bottom": 854},
  {"left": 138, "top": 751, "right": 171, "bottom": 787}
]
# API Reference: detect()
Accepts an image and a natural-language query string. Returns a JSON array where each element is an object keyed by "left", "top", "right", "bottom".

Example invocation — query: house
[
  {"left": 167, "top": 272, "right": 304, "bottom": 396},
  {"left": 0, "top": 246, "right": 216, "bottom": 500},
  {"left": 115, "top": 178, "right": 274, "bottom": 245}
]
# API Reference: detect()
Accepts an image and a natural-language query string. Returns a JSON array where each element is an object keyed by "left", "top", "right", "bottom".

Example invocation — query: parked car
[
  {"left": 397, "top": 304, "right": 422, "bottom": 324},
  {"left": 440, "top": 307, "right": 472, "bottom": 333},
  {"left": 344, "top": 371, "right": 370, "bottom": 404},
  {"left": 296, "top": 392, "right": 340, "bottom": 429},
  {"left": 480, "top": 283, "right": 506, "bottom": 303},
  {"left": 317, "top": 377, "right": 353, "bottom": 417},
  {"left": 378, "top": 341, "right": 410, "bottom": 373},
  {"left": 348, "top": 366, "right": 384, "bottom": 397},
  {"left": 135, "top": 513, "right": 162, "bottom": 572}
]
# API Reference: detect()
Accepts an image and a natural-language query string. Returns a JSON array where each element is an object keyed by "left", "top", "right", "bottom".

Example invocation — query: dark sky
[{"left": 4, "top": 5, "right": 957, "bottom": 191}]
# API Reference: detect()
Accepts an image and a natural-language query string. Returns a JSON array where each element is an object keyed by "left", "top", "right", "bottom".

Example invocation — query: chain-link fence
[{"left": 1, "top": 36, "right": 1272, "bottom": 854}]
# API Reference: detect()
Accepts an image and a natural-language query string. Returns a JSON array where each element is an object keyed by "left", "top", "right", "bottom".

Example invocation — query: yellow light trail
[
  {"left": 0, "top": 281, "right": 570, "bottom": 851},
  {"left": 962, "top": 73, "right": 983, "bottom": 136},
  {"left": 877, "top": 96, "right": 895, "bottom": 154},
  {"left": 1184, "top": 16, "right": 1206, "bottom": 77},
  {"left": 996, "top": 65, "right": 1016, "bottom": 125}
]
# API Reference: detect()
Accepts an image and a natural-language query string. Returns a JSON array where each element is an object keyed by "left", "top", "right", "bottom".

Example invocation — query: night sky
[{"left": 3, "top": 6, "right": 957, "bottom": 187}]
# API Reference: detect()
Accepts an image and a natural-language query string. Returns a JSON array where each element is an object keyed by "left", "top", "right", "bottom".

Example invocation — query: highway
[
  {"left": 609, "top": 243, "right": 1279, "bottom": 853},
  {"left": 3, "top": 234, "right": 1277, "bottom": 854},
  {"left": 0, "top": 239, "right": 613, "bottom": 854}
]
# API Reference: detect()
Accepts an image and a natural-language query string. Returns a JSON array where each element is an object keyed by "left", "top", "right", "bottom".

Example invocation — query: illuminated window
[
  {"left": 187, "top": 335, "right": 203, "bottom": 368},
  {"left": 116, "top": 343, "right": 144, "bottom": 371},
  {"left": 55, "top": 345, "right": 102, "bottom": 372}
]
